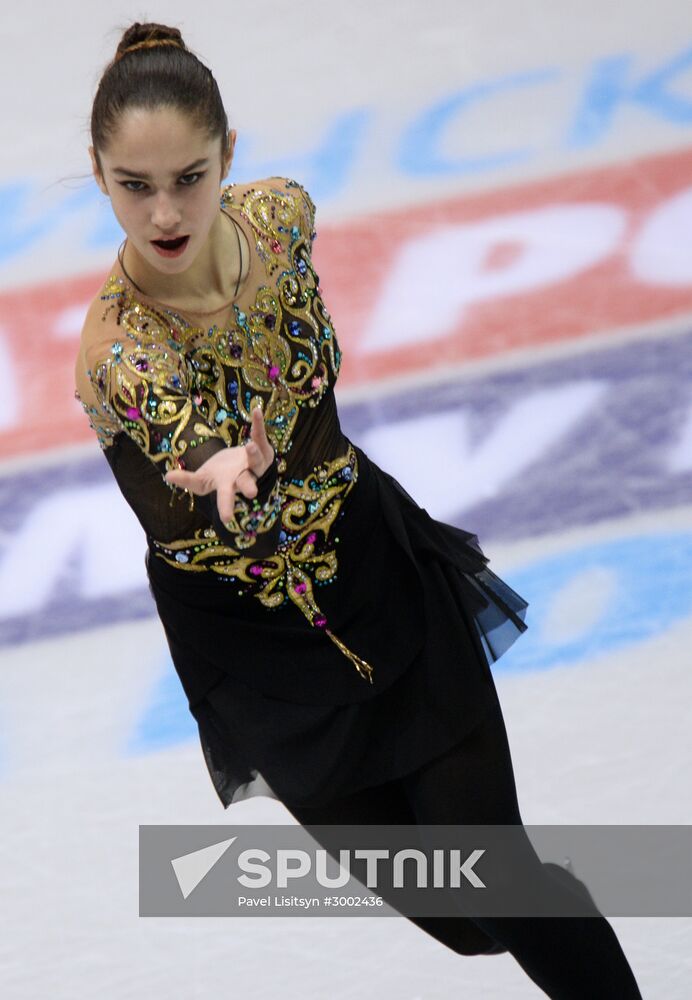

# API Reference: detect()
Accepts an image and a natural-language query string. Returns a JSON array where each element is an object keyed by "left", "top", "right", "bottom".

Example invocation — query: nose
[{"left": 150, "top": 192, "right": 182, "bottom": 234}]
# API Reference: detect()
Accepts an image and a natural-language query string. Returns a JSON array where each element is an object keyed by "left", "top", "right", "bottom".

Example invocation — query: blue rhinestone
[
  {"left": 289, "top": 320, "right": 301, "bottom": 335},
  {"left": 342, "top": 467, "right": 352, "bottom": 480},
  {"left": 175, "top": 552, "right": 189, "bottom": 563},
  {"left": 291, "top": 226, "right": 300, "bottom": 238},
  {"left": 215, "top": 409, "right": 228, "bottom": 422},
  {"left": 297, "top": 259, "right": 307, "bottom": 275}
]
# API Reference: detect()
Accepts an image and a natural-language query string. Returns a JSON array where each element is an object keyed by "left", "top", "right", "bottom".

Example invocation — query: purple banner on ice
[{"left": 0, "top": 327, "right": 690, "bottom": 649}]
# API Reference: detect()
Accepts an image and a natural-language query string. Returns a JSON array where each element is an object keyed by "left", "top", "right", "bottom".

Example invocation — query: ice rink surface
[{"left": 1, "top": 1, "right": 691, "bottom": 996}]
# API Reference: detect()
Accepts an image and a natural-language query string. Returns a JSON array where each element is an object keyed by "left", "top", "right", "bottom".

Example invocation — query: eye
[
  {"left": 179, "top": 172, "right": 205, "bottom": 186},
  {"left": 120, "top": 180, "right": 147, "bottom": 193}
]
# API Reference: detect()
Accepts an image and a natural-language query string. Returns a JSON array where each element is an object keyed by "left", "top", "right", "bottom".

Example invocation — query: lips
[{"left": 151, "top": 235, "right": 190, "bottom": 258}]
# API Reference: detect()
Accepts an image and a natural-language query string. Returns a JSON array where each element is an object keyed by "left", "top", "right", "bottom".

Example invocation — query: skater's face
[{"left": 90, "top": 107, "right": 235, "bottom": 277}]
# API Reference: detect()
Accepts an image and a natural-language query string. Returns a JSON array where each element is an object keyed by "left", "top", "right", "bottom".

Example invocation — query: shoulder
[
  {"left": 74, "top": 271, "right": 122, "bottom": 409},
  {"left": 265, "top": 176, "right": 315, "bottom": 215},
  {"left": 76, "top": 270, "right": 151, "bottom": 399},
  {"left": 78, "top": 272, "right": 126, "bottom": 367},
  {"left": 226, "top": 174, "right": 314, "bottom": 207},
  {"left": 223, "top": 176, "right": 317, "bottom": 244}
]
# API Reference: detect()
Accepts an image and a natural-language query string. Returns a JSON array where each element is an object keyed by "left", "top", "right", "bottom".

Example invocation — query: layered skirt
[{"left": 145, "top": 442, "right": 529, "bottom": 809}]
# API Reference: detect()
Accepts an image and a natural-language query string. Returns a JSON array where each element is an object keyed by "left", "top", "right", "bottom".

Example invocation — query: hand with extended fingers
[{"left": 164, "top": 405, "right": 275, "bottom": 526}]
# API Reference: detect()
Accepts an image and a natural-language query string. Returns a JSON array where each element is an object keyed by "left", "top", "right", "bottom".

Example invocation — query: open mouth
[{"left": 151, "top": 235, "right": 190, "bottom": 257}]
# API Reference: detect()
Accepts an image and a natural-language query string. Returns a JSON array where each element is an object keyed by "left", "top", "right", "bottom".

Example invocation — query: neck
[{"left": 120, "top": 210, "right": 238, "bottom": 312}]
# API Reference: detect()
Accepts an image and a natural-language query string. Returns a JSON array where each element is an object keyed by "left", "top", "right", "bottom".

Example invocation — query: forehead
[{"left": 102, "top": 106, "right": 218, "bottom": 170}]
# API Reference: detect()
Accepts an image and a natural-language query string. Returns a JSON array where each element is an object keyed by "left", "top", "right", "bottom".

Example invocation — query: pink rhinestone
[
  {"left": 311, "top": 376, "right": 322, "bottom": 388},
  {"left": 193, "top": 394, "right": 202, "bottom": 405},
  {"left": 306, "top": 532, "right": 317, "bottom": 543},
  {"left": 249, "top": 565, "right": 263, "bottom": 576},
  {"left": 271, "top": 239, "right": 282, "bottom": 254},
  {"left": 294, "top": 582, "right": 307, "bottom": 595},
  {"left": 314, "top": 615, "right": 327, "bottom": 629},
  {"left": 269, "top": 365, "right": 280, "bottom": 380},
  {"left": 126, "top": 407, "right": 140, "bottom": 419}
]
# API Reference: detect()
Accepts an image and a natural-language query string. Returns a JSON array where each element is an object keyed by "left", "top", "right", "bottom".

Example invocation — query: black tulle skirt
[{"left": 145, "top": 442, "right": 529, "bottom": 809}]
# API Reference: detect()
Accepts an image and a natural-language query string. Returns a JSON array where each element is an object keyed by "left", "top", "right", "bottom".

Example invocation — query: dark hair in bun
[
  {"left": 114, "top": 22, "right": 185, "bottom": 59},
  {"left": 91, "top": 22, "right": 229, "bottom": 171}
]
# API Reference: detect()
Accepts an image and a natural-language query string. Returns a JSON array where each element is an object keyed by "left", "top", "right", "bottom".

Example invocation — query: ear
[
  {"left": 89, "top": 146, "right": 109, "bottom": 196},
  {"left": 222, "top": 129, "right": 236, "bottom": 180}
]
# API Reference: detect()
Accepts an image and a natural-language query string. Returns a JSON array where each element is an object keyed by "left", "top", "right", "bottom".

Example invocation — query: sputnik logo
[{"left": 170, "top": 836, "right": 238, "bottom": 899}]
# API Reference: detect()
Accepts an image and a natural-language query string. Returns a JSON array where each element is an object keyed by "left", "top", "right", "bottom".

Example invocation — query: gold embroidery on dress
[{"left": 150, "top": 442, "right": 373, "bottom": 683}]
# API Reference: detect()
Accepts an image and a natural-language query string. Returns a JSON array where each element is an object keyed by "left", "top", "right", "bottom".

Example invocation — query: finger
[
  {"left": 165, "top": 469, "right": 198, "bottom": 490},
  {"left": 245, "top": 439, "right": 262, "bottom": 470},
  {"left": 165, "top": 469, "right": 216, "bottom": 496},
  {"left": 247, "top": 440, "right": 273, "bottom": 481},
  {"left": 238, "top": 466, "right": 258, "bottom": 499},
  {"left": 216, "top": 477, "right": 237, "bottom": 525},
  {"left": 249, "top": 409, "right": 274, "bottom": 463},
  {"left": 250, "top": 405, "right": 269, "bottom": 444}
]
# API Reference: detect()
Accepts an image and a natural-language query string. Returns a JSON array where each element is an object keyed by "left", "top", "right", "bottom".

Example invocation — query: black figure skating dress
[{"left": 75, "top": 176, "right": 529, "bottom": 809}]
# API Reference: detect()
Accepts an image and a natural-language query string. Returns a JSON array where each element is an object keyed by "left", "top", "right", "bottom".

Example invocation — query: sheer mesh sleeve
[{"left": 83, "top": 308, "right": 282, "bottom": 556}]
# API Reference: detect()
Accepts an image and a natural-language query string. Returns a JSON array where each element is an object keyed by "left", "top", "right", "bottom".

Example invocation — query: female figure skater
[{"left": 74, "top": 22, "right": 643, "bottom": 998}]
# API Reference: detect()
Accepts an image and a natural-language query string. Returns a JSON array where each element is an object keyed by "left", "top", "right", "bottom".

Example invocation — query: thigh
[
  {"left": 400, "top": 696, "right": 601, "bottom": 921},
  {"left": 399, "top": 691, "right": 523, "bottom": 826},
  {"left": 283, "top": 771, "right": 502, "bottom": 956}
]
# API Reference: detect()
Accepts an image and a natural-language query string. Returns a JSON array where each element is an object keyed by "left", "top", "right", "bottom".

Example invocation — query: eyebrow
[{"left": 111, "top": 158, "right": 210, "bottom": 179}]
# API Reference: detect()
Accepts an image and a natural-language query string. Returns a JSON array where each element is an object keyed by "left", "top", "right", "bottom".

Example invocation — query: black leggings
[{"left": 284, "top": 693, "right": 643, "bottom": 999}]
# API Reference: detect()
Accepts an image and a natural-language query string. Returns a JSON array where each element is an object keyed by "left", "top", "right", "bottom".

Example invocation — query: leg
[
  {"left": 399, "top": 693, "right": 644, "bottom": 999},
  {"left": 283, "top": 776, "right": 502, "bottom": 957}
]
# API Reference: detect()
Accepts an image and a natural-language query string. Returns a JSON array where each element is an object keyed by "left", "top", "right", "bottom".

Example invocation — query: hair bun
[{"left": 115, "top": 22, "right": 186, "bottom": 60}]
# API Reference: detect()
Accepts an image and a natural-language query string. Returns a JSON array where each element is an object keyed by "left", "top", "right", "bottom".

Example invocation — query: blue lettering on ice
[
  {"left": 567, "top": 47, "right": 692, "bottom": 147},
  {"left": 230, "top": 107, "right": 372, "bottom": 201},
  {"left": 124, "top": 657, "right": 197, "bottom": 755},
  {"left": 492, "top": 532, "right": 692, "bottom": 675},
  {"left": 397, "top": 69, "right": 558, "bottom": 176},
  {"left": 0, "top": 182, "right": 63, "bottom": 263},
  {"left": 2, "top": 44, "right": 692, "bottom": 264}
]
